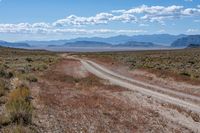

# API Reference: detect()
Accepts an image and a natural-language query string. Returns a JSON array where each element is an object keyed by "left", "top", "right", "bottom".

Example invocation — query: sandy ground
[{"left": 30, "top": 57, "right": 200, "bottom": 133}]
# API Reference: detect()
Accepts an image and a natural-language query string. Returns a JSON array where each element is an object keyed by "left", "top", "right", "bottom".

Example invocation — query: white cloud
[
  {"left": 187, "top": 28, "right": 199, "bottom": 33},
  {"left": 0, "top": 4, "right": 200, "bottom": 35},
  {"left": 181, "top": 8, "right": 200, "bottom": 15},
  {"left": 53, "top": 5, "right": 200, "bottom": 27},
  {"left": 111, "top": 10, "right": 126, "bottom": 13},
  {"left": 53, "top": 12, "right": 138, "bottom": 26},
  {"left": 123, "top": 5, "right": 200, "bottom": 23},
  {"left": 0, "top": 22, "right": 146, "bottom": 35},
  {"left": 53, "top": 13, "right": 114, "bottom": 26},
  {"left": 139, "top": 23, "right": 149, "bottom": 27},
  {"left": 111, "top": 14, "right": 137, "bottom": 23}
]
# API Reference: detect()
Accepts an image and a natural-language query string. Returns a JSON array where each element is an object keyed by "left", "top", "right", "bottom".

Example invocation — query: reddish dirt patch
[{"left": 31, "top": 58, "right": 193, "bottom": 132}]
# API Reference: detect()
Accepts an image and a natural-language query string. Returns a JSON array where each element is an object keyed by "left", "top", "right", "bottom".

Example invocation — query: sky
[{"left": 0, "top": 0, "right": 200, "bottom": 41}]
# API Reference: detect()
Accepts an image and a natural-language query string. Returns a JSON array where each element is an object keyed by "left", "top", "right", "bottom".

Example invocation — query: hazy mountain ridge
[
  {"left": 50, "top": 40, "right": 163, "bottom": 48},
  {"left": 0, "top": 40, "right": 30, "bottom": 47},
  {"left": 20, "top": 34, "right": 187, "bottom": 47},
  {"left": 64, "top": 41, "right": 112, "bottom": 47},
  {"left": 171, "top": 35, "right": 200, "bottom": 47},
  {"left": 115, "top": 41, "right": 161, "bottom": 47}
]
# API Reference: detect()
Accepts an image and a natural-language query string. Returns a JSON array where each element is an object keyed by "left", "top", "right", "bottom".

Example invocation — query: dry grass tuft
[{"left": 6, "top": 85, "right": 33, "bottom": 124}]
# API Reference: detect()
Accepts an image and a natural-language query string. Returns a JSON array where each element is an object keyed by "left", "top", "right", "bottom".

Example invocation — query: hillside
[
  {"left": 0, "top": 40, "right": 30, "bottom": 48},
  {"left": 171, "top": 35, "right": 200, "bottom": 47}
]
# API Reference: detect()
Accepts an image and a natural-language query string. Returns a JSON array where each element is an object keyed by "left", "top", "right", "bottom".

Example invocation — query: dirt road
[{"left": 81, "top": 59, "right": 200, "bottom": 114}]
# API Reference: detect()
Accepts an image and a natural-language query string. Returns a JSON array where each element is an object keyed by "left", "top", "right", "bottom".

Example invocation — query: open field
[{"left": 0, "top": 47, "right": 200, "bottom": 132}]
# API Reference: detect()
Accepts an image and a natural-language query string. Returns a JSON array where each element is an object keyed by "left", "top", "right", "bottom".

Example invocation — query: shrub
[
  {"left": 0, "top": 115, "right": 10, "bottom": 126},
  {"left": 25, "top": 57, "right": 33, "bottom": 62},
  {"left": 180, "top": 72, "right": 191, "bottom": 77},
  {"left": 0, "top": 69, "right": 13, "bottom": 79},
  {"left": 26, "top": 75, "right": 38, "bottom": 82},
  {"left": 6, "top": 86, "right": 33, "bottom": 124},
  {"left": 0, "top": 79, "right": 6, "bottom": 96}
]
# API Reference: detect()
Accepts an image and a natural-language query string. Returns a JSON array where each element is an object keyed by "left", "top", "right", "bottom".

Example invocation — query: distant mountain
[
  {"left": 21, "top": 40, "right": 67, "bottom": 46},
  {"left": 171, "top": 35, "right": 200, "bottom": 47},
  {"left": 0, "top": 40, "right": 30, "bottom": 48},
  {"left": 21, "top": 34, "right": 186, "bottom": 47},
  {"left": 115, "top": 41, "right": 160, "bottom": 47},
  {"left": 57, "top": 40, "right": 163, "bottom": 48},
  {"left": 66, "top": 34, "right": 186, "bottom": 45},
  {"left": 64, "top": 41, "right": 112, "bottom": 47},
  {"left": 187, "top": 44, "right": 200, "bottom": 48}
]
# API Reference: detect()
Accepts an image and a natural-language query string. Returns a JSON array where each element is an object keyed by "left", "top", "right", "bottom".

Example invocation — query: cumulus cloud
[
  {"left": 120, "top": 5, "right": 200, "bottom": 24},
  {"left": 0, "top": 4, "right": 200, "bottom": 35},
  {"left": 53, "top": 12, "right": 138, "bottom": 26},
  {"left": 0, "top": 22, "right": 145, "bottom": 35},
  {"left": 53, "top": 5, "right": 200, "bottom": 26},
  {"left": 53, "top": 13, "right": 114, "bottom": 26}
]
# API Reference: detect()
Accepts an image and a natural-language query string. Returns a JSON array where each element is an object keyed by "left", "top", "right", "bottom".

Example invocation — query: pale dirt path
[
  {"left": 81, "top": 59, "right": 200, "bottom": 114},
  {"left": 86, "top": 60, "right": 200, "bottom": 104}
]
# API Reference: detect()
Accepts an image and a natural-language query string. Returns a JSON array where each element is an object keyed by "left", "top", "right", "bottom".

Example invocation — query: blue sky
[{"left": 0, "top": 0, "right": 199, "bottom": 41}]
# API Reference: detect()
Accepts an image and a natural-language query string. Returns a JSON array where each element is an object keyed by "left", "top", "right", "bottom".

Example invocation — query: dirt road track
[{"left": 81, "top": 59, "right": 200, "bottom": 114}]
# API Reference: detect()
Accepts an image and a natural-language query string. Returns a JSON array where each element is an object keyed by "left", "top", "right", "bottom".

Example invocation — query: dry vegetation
[
  {"left": 0, "top": 47, "right": 58, "bottom": 132},
  {"left": 79, "top": 48, "right": 200, "bottom": 84}
]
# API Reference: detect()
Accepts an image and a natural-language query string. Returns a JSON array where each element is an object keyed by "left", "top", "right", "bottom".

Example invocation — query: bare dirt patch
[{"left": 28, "top": 58, "right": 199, "bottom": 133}]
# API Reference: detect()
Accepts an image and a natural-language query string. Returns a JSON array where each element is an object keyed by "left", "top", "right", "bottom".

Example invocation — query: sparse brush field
[
  {"left": 79, "top": 48, "right": 200, "bottom": 84},
  {"left": 1, "top": 47, "right": 200, "bottom": 132},
  {"left": 0, "top": 47, "right": 59, "bottom": 132}
]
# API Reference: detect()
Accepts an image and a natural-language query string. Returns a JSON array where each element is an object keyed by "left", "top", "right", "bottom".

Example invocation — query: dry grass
[
  {"left": 0, "top": 47, "right": 59, "bottom": 132},
  {"left": 6, "top": 86, "right": 33, "bottom": 124}
]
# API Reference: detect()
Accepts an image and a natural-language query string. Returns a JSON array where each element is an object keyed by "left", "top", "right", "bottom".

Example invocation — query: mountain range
[
  {"left": 20, "top": 34, "right": 187, "bottom": 47},
  {"left": 64, "top": 41, "right": 112, "bottom": 47},
  {"left": 1, "top": 34, "right": 200, "bottom": 49},
  {"left": 171, "top": 35, "right": 200, "bottom": 47},
  {"left": 0, "top": 40, "right": 30, "bottom": 48}
]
